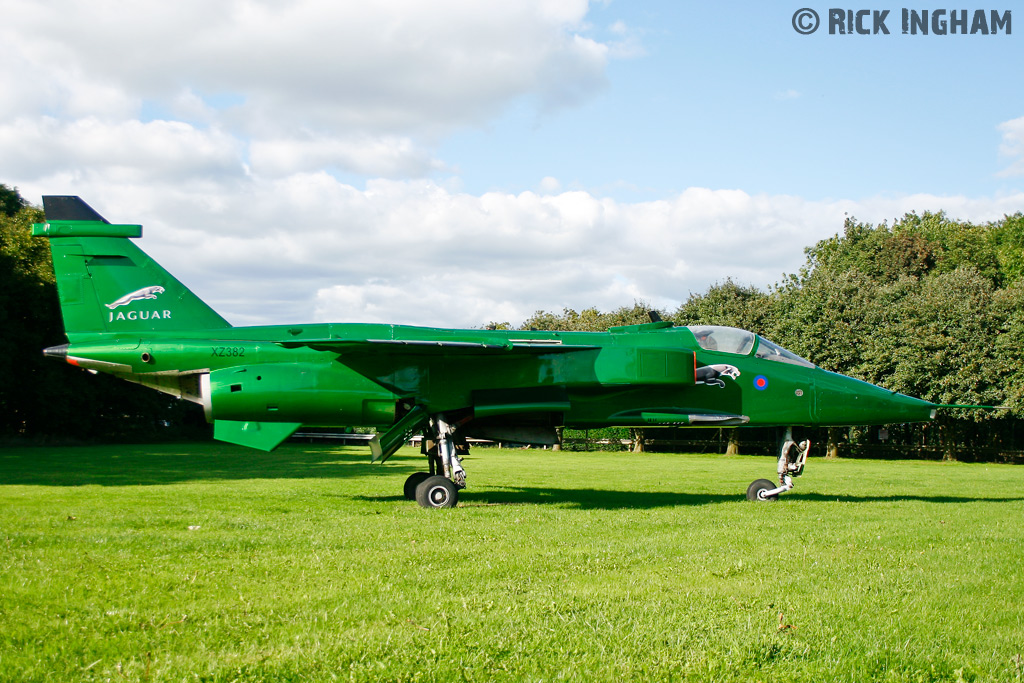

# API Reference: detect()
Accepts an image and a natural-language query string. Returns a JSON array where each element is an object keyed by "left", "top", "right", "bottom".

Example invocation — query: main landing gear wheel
[
  {"left": 415, "top": 475, "right": 459, "bottom": 509},
  {"left": 404, "top": 472, "right": 431, "bottom": 500},
  {"left": 746, "top": 478, "right": 779, "bottom": 502}
]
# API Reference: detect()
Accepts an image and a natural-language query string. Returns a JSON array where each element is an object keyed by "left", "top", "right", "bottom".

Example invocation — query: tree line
[
  {"left": 509, "top": 210, "right": 1024, "bottom": 460},
  {"left": 0, "top": 186, "right": 209, "bottom": 443},
  {"left": 3, "top": 183, "right": 1023, "bottom": 459}
]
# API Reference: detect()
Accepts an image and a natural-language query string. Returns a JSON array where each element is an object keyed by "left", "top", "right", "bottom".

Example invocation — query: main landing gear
[
  {"left": 403, "top": 414, "right": 470, "bottom": 509},
  {"left": 747, "top": 427, "right": 810, "bottom": 502}
]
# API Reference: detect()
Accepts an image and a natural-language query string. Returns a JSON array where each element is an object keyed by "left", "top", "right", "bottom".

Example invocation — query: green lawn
[{"left": 1, "top": 443, "right": 1023, "bottom": 682}]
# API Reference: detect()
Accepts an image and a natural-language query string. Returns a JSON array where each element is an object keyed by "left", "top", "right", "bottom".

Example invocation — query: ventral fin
[{"left": 213, "top": 420, "right": 302, "bottom": 451}]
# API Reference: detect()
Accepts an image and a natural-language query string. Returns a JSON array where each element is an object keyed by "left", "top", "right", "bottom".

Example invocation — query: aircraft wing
[{"left": 275, "top": 338, "right": 600, "bottom": 355}]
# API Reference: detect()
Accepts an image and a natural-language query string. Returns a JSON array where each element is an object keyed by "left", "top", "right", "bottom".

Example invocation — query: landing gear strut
[
  {"left": 406, "top": 413, "right": 471, "bottom": 508},
  {"left": 747, "top": 427, "right": 810, "bottom": 501}
]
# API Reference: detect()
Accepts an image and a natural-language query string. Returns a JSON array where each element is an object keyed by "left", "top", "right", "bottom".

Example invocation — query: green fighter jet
[{"left": 35, "top": 196, "right": 942, "bottom": 507}]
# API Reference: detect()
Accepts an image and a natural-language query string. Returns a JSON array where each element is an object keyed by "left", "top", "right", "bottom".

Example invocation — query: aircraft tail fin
[{"left": 34, "top": 196, "right": 231, "bottom": 339}]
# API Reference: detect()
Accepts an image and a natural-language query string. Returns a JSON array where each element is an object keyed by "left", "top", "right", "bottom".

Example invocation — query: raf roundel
[{"left": 754, "top": 375, "right": 769, "bottom": 391}]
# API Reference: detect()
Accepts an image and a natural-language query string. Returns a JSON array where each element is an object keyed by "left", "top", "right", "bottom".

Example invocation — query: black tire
[
  {"left": 746, "top": 478, "right": 778, "bottom": 502},
  {"left": 404, "top": 472, "right": 431, "bottom": 500},
  {"left": 415, "top": 475, "right": 459, "bottom": 509}
]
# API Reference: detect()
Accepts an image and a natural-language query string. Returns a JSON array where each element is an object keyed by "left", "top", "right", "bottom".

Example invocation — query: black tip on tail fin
[{"left": 42, "top": 196, "right": 110, "bottom": 223}]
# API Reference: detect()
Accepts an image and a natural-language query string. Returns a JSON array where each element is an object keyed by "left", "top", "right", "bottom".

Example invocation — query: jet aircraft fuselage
[{"left": 35, "top": 196, "right": 939, "bottom": 507}]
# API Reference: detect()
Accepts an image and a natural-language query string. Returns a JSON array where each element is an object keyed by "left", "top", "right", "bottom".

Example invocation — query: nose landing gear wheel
[
  {"left": 404, "top": 472, "right": 431, "bottom": 500},
  {"left": 415, "top": 475, "right": 459, "bottom": 508},
  {"left": 746, "top": 478, "right": 779, "bottom": 502}
]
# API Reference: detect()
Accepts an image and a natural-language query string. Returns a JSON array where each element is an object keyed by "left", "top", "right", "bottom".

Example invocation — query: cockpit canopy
[
  {"left": 687, "top": 325, "right": 815, "bottom": 368},
  {"left": 688, "top": 325, "right": 756, "bottom": 355}
]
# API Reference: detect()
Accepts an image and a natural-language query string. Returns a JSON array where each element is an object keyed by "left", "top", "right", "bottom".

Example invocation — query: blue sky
[
  {"left": 444, "top": 3, "right": 1022, "bottom": 200},
  {"left": 2, "top": 0, "right": 1022, "bottom": 327}
]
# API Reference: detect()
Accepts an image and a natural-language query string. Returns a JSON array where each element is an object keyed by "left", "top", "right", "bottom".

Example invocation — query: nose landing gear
[{"left": 747, "top": 427, "right": 810, "bottom": 501}]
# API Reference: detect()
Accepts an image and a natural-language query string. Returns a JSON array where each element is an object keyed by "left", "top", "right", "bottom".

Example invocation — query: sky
[{"left": 2, "top": 0, "right": 1022, "bottom": 328}]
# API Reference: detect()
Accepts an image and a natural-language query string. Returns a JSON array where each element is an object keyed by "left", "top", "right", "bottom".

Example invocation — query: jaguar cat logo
[
  {"left": 105, "top": 286, "right": 171, "bottom": 322},
  {"left": 695, "top": 363, "right": 741, "bottom": 389},
  {"left": 106, "top": 286, "right": 165, "bottom": 310}
]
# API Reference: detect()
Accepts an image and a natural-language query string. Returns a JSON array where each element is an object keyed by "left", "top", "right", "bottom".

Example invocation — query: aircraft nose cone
[{"left": 815, "top": 371, "right": 935, "bottom": 426}]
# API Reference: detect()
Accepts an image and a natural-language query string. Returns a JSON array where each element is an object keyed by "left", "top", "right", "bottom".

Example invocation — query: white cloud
[
  {"left": 2, "top": 0, "right": 607, "bottom": 137},
  {"left": 538, "top": 177, "right": 562, "bottom": 193},
  {"left": 606, "top": 20, "right": 646, "bottom": 59},
  {"left": 249, "top": 135, "right": 444, "bottom": 178},
  {"left": 18, "top": 173, "right": 1022, "bottom": 329},
  {"left": 4, "top": 0, "right": 1020, "bottom": 332},
  {"left": 997, "top": 116, "right": 1024, "bottom": 177},
  {"left": 0, "top": 0, "right": 615, "bottom": 183},
  {"left": 0, "top": 117, "right": 244, "bottom": 182}
]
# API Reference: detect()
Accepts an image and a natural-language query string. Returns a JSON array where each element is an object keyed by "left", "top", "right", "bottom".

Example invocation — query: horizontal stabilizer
[{"left": 214, "top": 420, "right": 302, "bottom": 451}]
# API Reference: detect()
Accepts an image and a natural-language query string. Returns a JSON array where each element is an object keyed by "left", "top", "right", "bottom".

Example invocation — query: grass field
[{"left": 1, "top": 443, "right": 1023, "bottom": 682}]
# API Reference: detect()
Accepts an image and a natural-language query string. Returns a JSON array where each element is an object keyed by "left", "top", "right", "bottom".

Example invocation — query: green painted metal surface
[{"left": 34, "top": 197, "right": 939, "bottom": 452}]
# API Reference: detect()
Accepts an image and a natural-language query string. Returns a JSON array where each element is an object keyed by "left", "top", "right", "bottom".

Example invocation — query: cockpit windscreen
[{"left": 755, "top": 337, "right": 815, "bottom": 367}]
